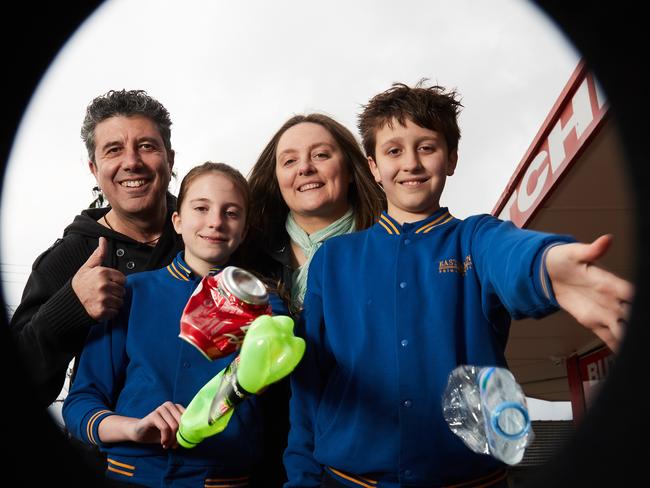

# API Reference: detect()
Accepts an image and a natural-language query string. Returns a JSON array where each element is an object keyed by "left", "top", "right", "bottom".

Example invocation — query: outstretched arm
[{"left": 545, "top": 234, "right": 634, "bottom": 351}]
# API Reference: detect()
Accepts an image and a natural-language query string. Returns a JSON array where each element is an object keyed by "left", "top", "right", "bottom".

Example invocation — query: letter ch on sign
[{"left": 497, "top": 67, "right": 608, "bottom": 227}]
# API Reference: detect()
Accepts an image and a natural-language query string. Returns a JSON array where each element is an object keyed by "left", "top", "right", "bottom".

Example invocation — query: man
[{"left": 9, "top": 89, "right": 183, "bottom": 409}]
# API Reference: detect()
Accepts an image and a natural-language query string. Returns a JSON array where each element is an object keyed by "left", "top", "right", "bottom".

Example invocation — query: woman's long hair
[{"left": 247, "top": 113, "right": 385, "bottom": 250}]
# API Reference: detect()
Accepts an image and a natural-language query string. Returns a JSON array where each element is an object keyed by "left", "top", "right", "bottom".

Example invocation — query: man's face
[
  {"left": 369, "top": 118, "right": 457, "bottom": 224},
  {"left": 90, "top": 115, "right": 173, "bottom": 219}
]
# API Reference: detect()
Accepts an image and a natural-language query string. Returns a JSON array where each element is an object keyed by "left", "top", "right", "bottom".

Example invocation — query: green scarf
[{"left": 286, "top": 208, "right": 356, "bottom": 309}]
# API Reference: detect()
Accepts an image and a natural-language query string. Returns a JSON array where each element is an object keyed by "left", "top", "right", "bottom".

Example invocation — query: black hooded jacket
[{"left": 9, "top": 193, "right": 183, "bottom": 407}]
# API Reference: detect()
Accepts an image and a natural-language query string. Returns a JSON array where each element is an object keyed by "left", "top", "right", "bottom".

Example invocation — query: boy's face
[{"left": 368, "top": 118, "right": 457, "bottom": 224}]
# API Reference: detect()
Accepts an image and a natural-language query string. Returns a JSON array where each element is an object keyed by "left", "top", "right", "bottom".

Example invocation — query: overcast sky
[{"left": 1, "top": 0, "right": 578, "bottom": 417}]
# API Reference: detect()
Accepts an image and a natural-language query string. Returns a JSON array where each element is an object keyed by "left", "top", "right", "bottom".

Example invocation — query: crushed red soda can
[{"left": 180, "top": 266, "right": 272, "bottom": 360}]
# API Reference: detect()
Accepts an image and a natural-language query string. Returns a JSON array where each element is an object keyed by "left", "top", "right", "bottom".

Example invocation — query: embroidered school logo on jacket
[{"left": 439, "top": 255, "right": 473, "bottom": 276}]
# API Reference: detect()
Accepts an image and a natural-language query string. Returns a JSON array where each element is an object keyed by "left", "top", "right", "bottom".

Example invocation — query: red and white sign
[
  {"left": 493, "top": 62, "right": 608, "bottom": 227},
  {"left": 578, "top": 346, "right": 614, "bottom": 409}
]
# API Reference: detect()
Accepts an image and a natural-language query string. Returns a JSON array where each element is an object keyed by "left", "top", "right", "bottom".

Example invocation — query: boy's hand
[{"left": 545, "top": 234, "right": 634, "bottom": 352}]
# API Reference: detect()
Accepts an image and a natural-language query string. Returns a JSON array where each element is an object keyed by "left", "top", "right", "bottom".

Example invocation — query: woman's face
[{"left": 275, "top": 122, "right": 351, "bottom": 223}]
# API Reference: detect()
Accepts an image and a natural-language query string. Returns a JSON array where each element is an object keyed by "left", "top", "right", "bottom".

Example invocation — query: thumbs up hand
[{"left": 71, "top": 237, "right": 126, "bottom": 321}]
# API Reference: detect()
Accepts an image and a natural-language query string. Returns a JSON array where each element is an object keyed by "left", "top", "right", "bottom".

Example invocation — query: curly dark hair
[
  {"left": 358, "top": 79, "right": 463, "bottom": 160},
  {"left": 81, "top": 89, "right": 173, "bottom": 163}
]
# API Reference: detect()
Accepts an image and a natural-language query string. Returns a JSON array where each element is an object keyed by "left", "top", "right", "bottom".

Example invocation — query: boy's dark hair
[
  {"left": 81, "top": 89, "right": 173, "bottom": 163},
  {"left": 358, "top": 80, "right": 463, "bottom": 159}
]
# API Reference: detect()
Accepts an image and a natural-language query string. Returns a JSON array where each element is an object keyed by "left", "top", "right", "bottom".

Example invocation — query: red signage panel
[{"left": 493, "top": 62, "right": 608, "bottom": 227}]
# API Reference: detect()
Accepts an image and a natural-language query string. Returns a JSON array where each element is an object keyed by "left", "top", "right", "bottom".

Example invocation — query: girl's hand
[{"left": 131, "top": 401, "right": 186, "bottom": 449}]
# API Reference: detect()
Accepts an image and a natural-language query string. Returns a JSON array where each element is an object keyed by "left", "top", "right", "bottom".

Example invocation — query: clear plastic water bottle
[{"left": 442, "top": 365, "right": 534, "bottom": 465}]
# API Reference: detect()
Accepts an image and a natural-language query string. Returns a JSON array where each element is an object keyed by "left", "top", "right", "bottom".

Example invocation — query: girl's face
[
  {"left": 172, "top": 172, "right": 247, "bottom": 275},
  {"left": 275, "top": 122, "right": 351, "bottom": 223}
]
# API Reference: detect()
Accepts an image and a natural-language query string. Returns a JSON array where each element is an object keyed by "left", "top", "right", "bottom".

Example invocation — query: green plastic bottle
[{"left": 177, "top": 314, "right": 305, "bottom": 448}]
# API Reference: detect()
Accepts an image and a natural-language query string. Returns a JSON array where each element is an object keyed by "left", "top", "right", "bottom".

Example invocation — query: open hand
[{"left": 546, "top": 234, "right": 634, "bottom": 351}]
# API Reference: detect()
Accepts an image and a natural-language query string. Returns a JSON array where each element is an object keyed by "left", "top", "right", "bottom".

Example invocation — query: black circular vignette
[{"left": 1, "top": 1, "right": 647, "bottom": 485}]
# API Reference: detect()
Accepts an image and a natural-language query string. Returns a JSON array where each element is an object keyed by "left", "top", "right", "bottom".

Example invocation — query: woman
[
  {"left": 246, "top": 113, "right": 385, "bottom": 313},
  {"left": 243, "top": 113, "right": 385, "bottom": 486}
]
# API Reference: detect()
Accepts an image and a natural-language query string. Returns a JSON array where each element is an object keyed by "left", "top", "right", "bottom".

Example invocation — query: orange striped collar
[
  {"left": 377, "top": 208, "right": 454, "bottom": 235},
  {"left": 166, "top": 252, "right": 222, "bottom": 281}
]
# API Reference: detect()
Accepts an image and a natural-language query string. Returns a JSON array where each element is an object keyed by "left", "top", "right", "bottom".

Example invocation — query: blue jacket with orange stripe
[
  {"left": 63, "top": 252, "right": 286, "bottom": 487},
  {"left": 284, "top": 208, "right": 575, "bottom": 487}
]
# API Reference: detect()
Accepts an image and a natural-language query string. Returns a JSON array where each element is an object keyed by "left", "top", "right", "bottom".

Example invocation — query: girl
[{"left": 63, "top": 162, "right": 279, "bottom": 487}]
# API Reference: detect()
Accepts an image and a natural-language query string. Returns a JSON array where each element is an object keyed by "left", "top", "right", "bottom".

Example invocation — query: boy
[{"left": 283, "top": 82, "right": 633, "bottom": 488}]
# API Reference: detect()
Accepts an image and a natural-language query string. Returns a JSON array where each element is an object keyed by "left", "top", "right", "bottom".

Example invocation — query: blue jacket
[
  {"left": 284, "top": 208, "right": 575, "bottom": 488},
  {"left": 63, "top": 252, "right": 286, "bottom": 487}
]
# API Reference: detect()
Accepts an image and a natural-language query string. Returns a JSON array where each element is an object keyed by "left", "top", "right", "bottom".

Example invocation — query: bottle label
[
  {"left": 479, "top": 366, "right": 496, "bottom": 392},
  {"left": 208, "top": 356, "right": 251, "bottom": 424}
]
